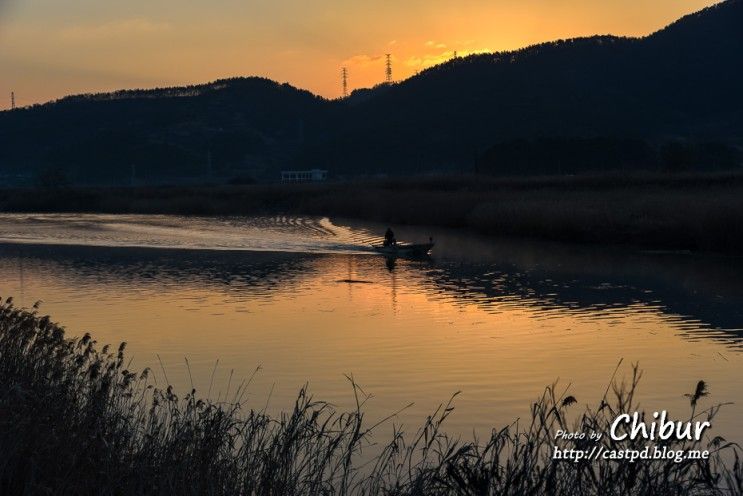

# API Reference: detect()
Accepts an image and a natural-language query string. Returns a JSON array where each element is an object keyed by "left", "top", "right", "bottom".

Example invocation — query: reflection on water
[{"left": 0, "top": 214, "right": 742, "bottom": 442}]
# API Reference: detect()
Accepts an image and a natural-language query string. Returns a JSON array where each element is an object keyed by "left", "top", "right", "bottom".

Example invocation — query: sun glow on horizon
[{"left": 0, "top": 0, "right": 720, "bottom": 107}]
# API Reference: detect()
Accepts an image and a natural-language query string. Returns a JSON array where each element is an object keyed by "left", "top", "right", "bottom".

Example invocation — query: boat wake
[{"left": 0, "top": 214, "right": 382, "bottom": 255}]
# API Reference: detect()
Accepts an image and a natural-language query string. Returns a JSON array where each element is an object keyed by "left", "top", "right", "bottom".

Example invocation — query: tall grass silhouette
[{"left": 1, "top": 296, "right": 741, "bottom": 495}]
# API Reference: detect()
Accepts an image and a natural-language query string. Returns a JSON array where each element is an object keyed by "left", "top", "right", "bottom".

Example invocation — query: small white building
[{"left": 280, "top": 169, "right": 328, "bottom": 183}]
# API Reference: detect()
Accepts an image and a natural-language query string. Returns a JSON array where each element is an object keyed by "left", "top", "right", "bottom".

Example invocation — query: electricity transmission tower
[{"left": 385, "top": 54, "right": 392, "bottom": 83}]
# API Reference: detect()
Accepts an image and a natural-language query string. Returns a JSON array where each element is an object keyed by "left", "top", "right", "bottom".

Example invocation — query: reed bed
[{"left": 1, "top": 297, "right": 741, "bottom": 495}]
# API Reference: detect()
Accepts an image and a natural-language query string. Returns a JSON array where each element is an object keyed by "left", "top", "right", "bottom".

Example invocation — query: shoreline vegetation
[
  {"left": 2, "top": 172, "right": 743, "bottom": 254},
  {"left": 1, "top": 298, "right": 742, "bottom": 495}
]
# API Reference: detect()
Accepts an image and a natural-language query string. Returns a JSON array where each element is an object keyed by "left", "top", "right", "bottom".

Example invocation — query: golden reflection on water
[{"left": 1, "top": 242, "right": 742, "bottom": 443}]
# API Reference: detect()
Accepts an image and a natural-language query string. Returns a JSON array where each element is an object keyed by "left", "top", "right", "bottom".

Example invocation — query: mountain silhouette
[{"left": 0, "top": 0, "right": 741, "bottom": 184}]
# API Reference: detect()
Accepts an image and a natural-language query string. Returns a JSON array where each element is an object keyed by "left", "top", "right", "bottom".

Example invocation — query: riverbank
[
  {"left": 1, "top": 298, "right": 740, "bottom": 495},
  {"left": 1, "top": 172, "right": 742, "bottom": 253}
]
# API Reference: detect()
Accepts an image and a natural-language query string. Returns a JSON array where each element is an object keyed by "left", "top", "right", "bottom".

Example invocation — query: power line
[
  {"left": 385, "top": 54, "right": 392, "bottom": 84},
  {"left": 341, "top": 67, "right": 348, "bottom": 97}
]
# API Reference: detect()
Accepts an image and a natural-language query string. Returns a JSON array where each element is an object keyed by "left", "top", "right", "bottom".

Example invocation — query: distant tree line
[{"left": 476, "top": 138, "right": 742, "bottom": 176}]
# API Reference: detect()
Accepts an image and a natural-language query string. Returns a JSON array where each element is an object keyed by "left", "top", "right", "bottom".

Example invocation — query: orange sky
[{"left": 0, "top": 0, "right": 719, "bottom": 107}]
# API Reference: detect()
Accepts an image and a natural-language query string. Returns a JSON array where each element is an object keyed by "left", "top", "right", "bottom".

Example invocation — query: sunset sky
[{"left": 0, "top": 0, "right": 718, "bottom": 108}]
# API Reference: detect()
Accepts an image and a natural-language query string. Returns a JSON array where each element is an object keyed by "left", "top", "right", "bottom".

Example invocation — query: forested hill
[
  {"left": 0, "top": 79, "right": 336, "bottom": 184},
  {"left": 332, "top": 0, "right": 743, "bottom": 174},
  {"left": 1, "top": 0, "right": 741, "bottom": 184}
]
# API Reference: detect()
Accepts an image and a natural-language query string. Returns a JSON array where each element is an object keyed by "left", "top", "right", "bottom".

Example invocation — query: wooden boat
[{"left": 371, "top": 241, "right": 434, "bottom": 257}]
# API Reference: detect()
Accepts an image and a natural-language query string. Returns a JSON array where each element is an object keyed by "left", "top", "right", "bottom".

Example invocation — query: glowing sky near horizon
[{"left": 0, "top": 0, "right": 719, "bottom": 107}]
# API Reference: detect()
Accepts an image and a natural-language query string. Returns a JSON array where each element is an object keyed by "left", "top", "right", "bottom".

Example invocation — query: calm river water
[{"left": 1, "top": 213, "right": 742, "bottom": 441}]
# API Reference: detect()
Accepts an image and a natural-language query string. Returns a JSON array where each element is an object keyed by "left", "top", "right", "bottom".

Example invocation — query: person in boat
[{"left": 383, "top": 227, "right": 396, "bottom": 247}]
